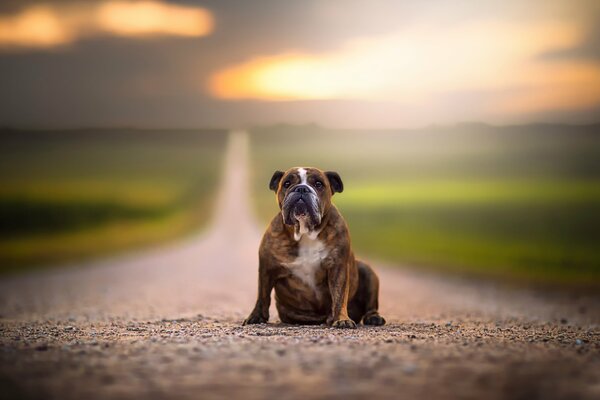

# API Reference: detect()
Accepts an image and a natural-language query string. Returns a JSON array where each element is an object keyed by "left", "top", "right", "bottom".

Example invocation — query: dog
[{"left": 243, "top": 167, "right": 385, "bottom": 328}]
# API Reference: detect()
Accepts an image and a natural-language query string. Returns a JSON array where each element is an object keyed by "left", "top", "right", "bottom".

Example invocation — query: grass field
[
  {"left": 249, "top": 123, "right": 600, "bottom": 286},
  {"left": 0, "top": 129, "right": 227, "bottom": 273}
]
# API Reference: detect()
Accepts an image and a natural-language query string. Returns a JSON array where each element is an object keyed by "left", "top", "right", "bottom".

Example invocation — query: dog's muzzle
[{"left": 282, "top": 185, "right": 321, "bottom": 227}]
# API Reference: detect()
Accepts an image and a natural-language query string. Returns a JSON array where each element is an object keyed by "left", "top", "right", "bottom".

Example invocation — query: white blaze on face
[
  {"left": 296, "top": 167, "right": 317, "bottom": 197},
  {"left": 297, "top": 167, "right": 307, "bottom": 185}
]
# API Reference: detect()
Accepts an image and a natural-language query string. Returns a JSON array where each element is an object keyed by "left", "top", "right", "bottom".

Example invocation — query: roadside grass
[
  {"left": 0, "top": 129, "right": 227, "bottom": 273},
  {"left": 341, "top": 194, "right": 600, "bottom": 285},
  {"left": 249, "top": 124, "right": 600, "bottom": 286}
]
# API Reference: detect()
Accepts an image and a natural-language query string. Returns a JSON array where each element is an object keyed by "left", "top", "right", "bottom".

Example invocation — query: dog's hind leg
[{"left": 353, "top": 260, "right": 386, "bottom": 326}]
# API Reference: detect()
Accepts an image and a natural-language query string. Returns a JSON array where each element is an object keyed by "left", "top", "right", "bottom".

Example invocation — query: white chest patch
[{"left": 283, "top": 235, "right": 328, "bottom": 294}]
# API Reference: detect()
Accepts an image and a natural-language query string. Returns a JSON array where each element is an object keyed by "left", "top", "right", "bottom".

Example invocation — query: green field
[
  {"left": 249, "top": 124, "right": 600, "bottom": 286},
  {"left": 0, "top": 129, "right": 227, "bottom": 273}
]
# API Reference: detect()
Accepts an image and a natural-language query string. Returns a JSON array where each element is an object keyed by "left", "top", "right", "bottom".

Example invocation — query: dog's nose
[{"left": 294, "top": 185, "right": 310, "bottom": 194}]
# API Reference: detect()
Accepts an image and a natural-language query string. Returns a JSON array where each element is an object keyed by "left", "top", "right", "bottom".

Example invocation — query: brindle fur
[{"left": 243, "top": 167, "right": 385, "bottom": 329}]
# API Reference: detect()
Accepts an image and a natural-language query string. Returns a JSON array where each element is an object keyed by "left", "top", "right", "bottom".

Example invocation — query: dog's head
[{"left": 269, "top": 167, "right": 343, "bottom": 230}]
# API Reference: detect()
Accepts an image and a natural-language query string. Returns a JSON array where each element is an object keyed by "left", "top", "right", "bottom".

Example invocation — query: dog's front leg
[
  {"left": 243, "top": 257, "right": 273, "bottom": 325},
  {"left": 326, "top": 261, "right": 356, "bottom": 329}
]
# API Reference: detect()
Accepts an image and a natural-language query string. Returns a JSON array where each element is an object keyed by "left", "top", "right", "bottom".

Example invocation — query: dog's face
[{"left": 269, "top": 167, "right": 343, "bottom": 229}]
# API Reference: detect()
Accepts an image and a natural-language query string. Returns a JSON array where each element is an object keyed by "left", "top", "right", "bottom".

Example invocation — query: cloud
[
  {"left": 0, "top": 1, "right": 213, "bottom": 50},
  {"left": 209, "top": 19, "right": 600, "bottom": 114},
  {"left": 95, "top": 1, "right": 213, "bottom": 38}
]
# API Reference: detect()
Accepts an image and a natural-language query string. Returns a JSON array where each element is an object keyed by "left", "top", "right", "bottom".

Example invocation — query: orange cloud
[
  {"left": 0, "top": 6, "right": 73, "bottom": 48},
  {"left": 211, "top": 54, "right": 339, "bottom": 100},
  {"left": 0, "top": 1, "right": 213, "bottom": 50},
  {"left": 96, "top": 1, "right": 213, "bottom": 37},
  {"left": 209, "top": 20, "right": 600, "bottom": 114}
]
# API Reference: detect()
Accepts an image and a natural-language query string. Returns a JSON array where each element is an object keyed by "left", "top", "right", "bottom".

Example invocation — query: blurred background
[{"left": 0, "top": 0, "right": 599, "bottom": 285}]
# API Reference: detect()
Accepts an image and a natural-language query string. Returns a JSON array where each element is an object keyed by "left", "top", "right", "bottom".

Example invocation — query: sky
[{"left": 1, "top": 0, "right": 599, "bottom": 129}]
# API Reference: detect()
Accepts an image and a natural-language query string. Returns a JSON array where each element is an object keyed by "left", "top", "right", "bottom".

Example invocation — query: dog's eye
[
  {"left": 283, "top": 181, "right": 291, "bottom": 188},
  {"left": 315, "top": 181, "right": 323, "bottom": 188}
]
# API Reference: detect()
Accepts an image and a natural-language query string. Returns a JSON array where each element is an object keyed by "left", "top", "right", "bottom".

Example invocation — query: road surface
[{"left": 1, "top": 131, "right": 599, "bottom": 400}]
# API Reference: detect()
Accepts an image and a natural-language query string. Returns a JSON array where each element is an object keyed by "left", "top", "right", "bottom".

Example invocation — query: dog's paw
[
  {"left": 242, "top": 314, "right": 268, "bottom": 325},
  {"left": 332, "top": 319, "right": 357, "bottom": 329},
  {"left": 363, "top": 313, "right": 386, "bottom": 326}
]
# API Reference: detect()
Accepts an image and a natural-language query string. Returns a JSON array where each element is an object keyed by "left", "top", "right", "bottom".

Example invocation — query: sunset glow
[
  {"left": 1, "top": 0, "right": 599, "bottom": 127},
  {"left": 210, "top": 20, "right": 600, "bottom": 113},
  {"left": 0, "top": 1, "right": 214, "bottom": 49},
  {"left": 0, "top": 6, "right": 72, "bottom": 48},
  {"left": 97, "top": 1, "right": 213, "bottom": 38}
]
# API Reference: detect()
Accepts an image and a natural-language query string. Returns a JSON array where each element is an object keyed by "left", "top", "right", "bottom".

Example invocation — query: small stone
[
  {"left": 575, "top": 339, "right": 583, "bottom": 346},
  {"left": 560, "top": 318, "right": 568, "bottom": 324},
  {"left": 276, "top": 349, "right": 286, "bottom": 356}
]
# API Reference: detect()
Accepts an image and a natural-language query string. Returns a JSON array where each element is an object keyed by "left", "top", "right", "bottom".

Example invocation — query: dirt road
[{"left": 1, "top": 131, "right": 599, "bottom": 400}]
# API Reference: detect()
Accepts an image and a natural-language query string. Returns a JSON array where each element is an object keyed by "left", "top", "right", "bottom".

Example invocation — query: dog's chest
[{"left": 283, "top": 236, "right": 328, "bottom": 292}]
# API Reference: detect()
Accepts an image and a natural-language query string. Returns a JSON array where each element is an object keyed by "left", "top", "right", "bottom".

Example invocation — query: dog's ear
[
  {"left": 269, "top": 170, "right": 284, "bottom": 192},
  {"left": 325, "top": 171, "right": 344, "bottom": 194}
]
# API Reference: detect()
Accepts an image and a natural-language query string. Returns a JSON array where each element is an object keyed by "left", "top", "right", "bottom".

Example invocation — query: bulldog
[{"left": 243, "top": 167, "right": 385, "bottom": 329}]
